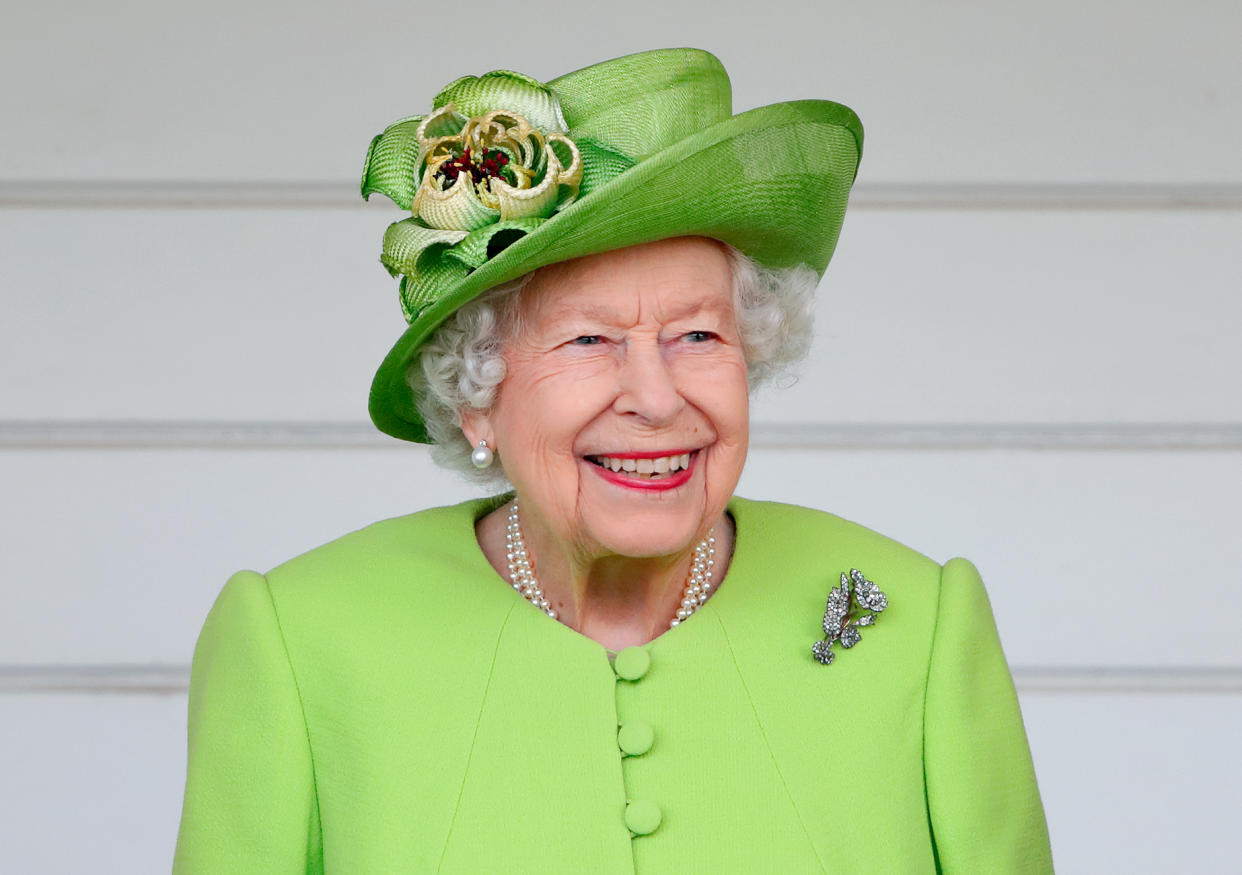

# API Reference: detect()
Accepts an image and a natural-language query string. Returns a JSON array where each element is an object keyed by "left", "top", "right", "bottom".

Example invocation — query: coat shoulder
[
  {"left": 728, "top": 496, "right": 947, "bottom": 628},
  {"left": 249, "top": 496, "right": 515, "bottom": 676},
  {"left": 260, "top": 495, "right": 506, "bottom": 605},
  {"left": 730, "top": 496, "right": 942, "bottom": 575}
]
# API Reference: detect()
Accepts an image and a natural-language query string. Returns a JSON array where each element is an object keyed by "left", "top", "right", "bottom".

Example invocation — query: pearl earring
[{"left": 471, "top": 439, "right": 494, "bottom": 469}]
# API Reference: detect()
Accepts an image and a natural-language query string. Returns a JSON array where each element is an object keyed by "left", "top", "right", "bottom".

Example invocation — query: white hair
[{"left": 408, "top": 243, "right": 818, "bottom": 485}]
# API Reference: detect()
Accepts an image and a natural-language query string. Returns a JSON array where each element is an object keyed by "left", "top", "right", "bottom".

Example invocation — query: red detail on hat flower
[{"left": 437, "top": 147, "right": 511, "bottom": 188}]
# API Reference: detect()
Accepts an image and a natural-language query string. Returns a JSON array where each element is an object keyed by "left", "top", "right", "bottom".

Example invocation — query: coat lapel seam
[
  {"left": 435, "top": 596, "right": 522, "bottom": 871},
  {"left": 707, "top": 606, "right": 830, "bottom": 874}
]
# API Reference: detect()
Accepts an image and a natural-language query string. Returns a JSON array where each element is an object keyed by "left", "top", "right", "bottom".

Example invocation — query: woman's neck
[{"left": 476, "top": 501, "right": 734, "bottom": 650}]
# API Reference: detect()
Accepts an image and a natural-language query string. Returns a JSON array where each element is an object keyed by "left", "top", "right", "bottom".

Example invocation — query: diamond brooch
[{"left": 812, "top": 568, "right": 888, "bottom": 665}]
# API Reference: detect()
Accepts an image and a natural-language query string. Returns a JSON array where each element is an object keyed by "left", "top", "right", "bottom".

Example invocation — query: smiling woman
[{"left": 174, "top": 48, "right": 1053, "bottom": 873}]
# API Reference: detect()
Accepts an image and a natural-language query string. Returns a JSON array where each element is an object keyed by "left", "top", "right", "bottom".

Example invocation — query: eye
[
  {"left": 683, "top": 330, "right": 717, "bottom": 343},
  {"left": 570, "top": 335, "right": 604, "bottom": 346}
]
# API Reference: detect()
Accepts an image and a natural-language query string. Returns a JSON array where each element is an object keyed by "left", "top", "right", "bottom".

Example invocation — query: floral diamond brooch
[{"left": 812, "top": 569, "right": 889, "bottom": 665}]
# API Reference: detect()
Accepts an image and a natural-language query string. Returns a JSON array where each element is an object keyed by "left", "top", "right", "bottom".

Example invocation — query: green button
[
  {"left": 625, "top": 800, "right": 662, "bottom": 835},
  {"left": 613, "top": 646, "right": 650, "bottom": 680},
  {"left": 617, "top": 720, "right": 654, "bottom": 756}
]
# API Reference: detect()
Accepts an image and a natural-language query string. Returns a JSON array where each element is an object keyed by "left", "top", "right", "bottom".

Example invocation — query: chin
[
  {"left": 590, "top": 523, "right": 705, "bottom": 560},
  {"left": 581, "top": 496, "right": 717, "bottom": 559}
]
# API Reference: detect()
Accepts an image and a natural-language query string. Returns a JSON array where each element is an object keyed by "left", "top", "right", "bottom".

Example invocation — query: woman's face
[{"left": 468, "top": 236, "right": 749, "bottom": 560}]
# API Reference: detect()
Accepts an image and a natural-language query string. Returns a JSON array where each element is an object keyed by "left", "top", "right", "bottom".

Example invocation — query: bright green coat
[{"left": 174, "top": 495, "right": 1053, "bottom": 873}]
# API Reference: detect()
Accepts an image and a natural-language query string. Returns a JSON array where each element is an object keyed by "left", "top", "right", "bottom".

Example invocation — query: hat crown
[{"left": 551, "top": 48, "right": 732, "bottom": 161}]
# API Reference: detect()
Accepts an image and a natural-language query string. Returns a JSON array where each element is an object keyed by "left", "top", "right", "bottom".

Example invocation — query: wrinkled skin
[{"left": 467, "top": 237, "right": 748, "bottom": 648}]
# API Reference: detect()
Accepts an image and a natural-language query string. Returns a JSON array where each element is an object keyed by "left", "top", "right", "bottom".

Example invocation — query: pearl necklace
[{"left": 505, "top": 500, "right": 717, "bottom": 628}]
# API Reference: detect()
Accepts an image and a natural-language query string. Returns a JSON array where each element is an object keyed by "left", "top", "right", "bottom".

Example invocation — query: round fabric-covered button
[
  {"left": 613, "top": 646, "right": 650, "bottom": 680},
  {"left": 617, "top": 720, "right": 654, "bottom": 756},
  {"left": 625, "top": 800, "right": 662, "bottom": 835}
]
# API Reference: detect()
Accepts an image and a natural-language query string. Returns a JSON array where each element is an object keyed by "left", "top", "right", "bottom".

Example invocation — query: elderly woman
[{"left": 174, "top": 49, "right": 1053, "bottom": 872}]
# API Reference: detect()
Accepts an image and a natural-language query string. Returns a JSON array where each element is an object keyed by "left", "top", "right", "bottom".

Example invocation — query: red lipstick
[{"left": 585, "top": 450, "right": 698, "bottom": 492}]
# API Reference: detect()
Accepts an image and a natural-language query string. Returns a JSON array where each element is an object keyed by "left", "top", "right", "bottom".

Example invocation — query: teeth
[{"left": 589, "top": 452, "right": 694, "bottom": 476}]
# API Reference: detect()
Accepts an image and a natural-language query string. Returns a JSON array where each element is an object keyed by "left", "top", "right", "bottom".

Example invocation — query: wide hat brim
[{"left": 368, "top": 58, "right": 863, "bottom": 443}]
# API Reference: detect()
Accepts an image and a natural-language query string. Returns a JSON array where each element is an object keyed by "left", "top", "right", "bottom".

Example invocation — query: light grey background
[{"left": 2, "top": 1, "right": 1240, "bottom": 872}]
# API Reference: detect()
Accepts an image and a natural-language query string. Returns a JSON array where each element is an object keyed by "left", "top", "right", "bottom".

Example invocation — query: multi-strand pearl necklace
[{"left": 504, "top": 500, "right": 717, "bottom": 628}]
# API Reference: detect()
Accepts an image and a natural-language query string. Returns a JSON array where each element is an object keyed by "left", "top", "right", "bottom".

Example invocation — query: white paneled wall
[
  {"left": 5, "top": 207, "right": 1241, "bottom": 423},
  {"left": 4, "top": 446, "right": 1242, "bottom": 669},
  {"left": 2, "top": 1, "right": 1239, "bottom": 872},
  {"left": 4, "top": 1, "right": 1240, "bottom": 183}
]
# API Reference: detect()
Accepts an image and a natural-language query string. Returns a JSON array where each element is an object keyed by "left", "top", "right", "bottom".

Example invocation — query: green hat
[{"left": 361, "top": 47, "right": 863, "bottom": 443}]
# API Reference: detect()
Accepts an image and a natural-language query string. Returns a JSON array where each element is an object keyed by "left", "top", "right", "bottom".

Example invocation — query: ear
[{"left": 460, "top": 409, "right": 494, "bottom": 451}]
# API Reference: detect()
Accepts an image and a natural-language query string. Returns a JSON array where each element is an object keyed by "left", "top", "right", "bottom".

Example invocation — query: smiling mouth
[{"left": 584, "top": 451, "right": 695, "bottom": 480}]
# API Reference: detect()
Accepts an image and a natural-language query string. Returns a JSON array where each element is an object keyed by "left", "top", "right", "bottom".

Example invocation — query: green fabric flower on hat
[
  {"left": 412, "top": 102, "right": 582, "bottom": 231},
  {"left": 362, "top": 71, "right": 594, "bottom": 321}
]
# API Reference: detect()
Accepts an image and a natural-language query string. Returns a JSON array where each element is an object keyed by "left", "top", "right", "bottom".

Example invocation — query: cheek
[
  {"left": 687, "top": 358, "right": 750, "bottom": 487},
  {"left": 493, "top": 357, "right": 614, "bottom": 465},
  {"left": 682, "top": 355, "right": 750, "bottom": 430}
]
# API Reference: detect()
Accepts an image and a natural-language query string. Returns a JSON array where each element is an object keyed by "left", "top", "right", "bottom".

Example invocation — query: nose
[{"left": 614, "top": 337, "right": 685, "bottom": 426}]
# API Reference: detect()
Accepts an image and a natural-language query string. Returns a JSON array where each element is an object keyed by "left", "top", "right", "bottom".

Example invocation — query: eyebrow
[{"left": 543, "top": 297, "right": 731, "bottom": 326}]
